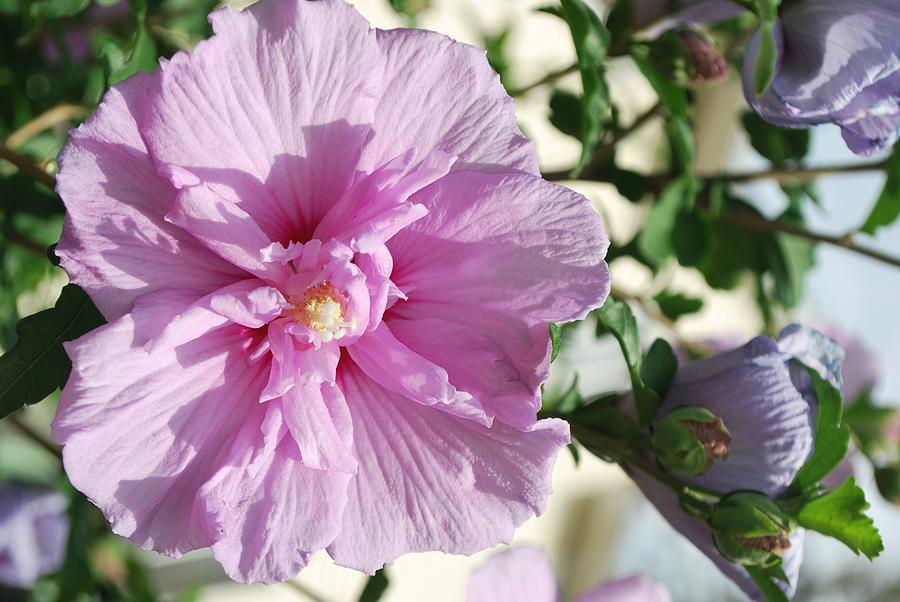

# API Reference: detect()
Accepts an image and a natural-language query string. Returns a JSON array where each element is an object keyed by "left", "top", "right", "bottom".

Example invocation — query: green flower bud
[
  {"left": 709, "top": 492, "right": 793, "bottom": 567},
  {"left": 650, "top": 407, "right": 732, "bottom": 476}
]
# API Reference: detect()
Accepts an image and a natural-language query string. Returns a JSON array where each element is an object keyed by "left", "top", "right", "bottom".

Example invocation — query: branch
[
  {"left": 1, "top": 227, "right": 47, "bottom": 256},
  {"left": 721, "top": 209, "right": 900, "bottom": 270},
  {"left": 0, "top": 144, "right": 57, "bottom": 190},
  {"left": 508, "top": 63, "right": 578, "bottom": 97},
  {"left": 703, "top": 159, "right": 890, "bottom": 185},
  {"left": 6, "top": 415, "right": 62, "bottom": 459},
  {"left": 5, "top": 104, "right": 87, "bottom": 149}
]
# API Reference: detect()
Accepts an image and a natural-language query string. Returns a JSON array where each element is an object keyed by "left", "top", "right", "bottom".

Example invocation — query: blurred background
[{"left": 0, "top": 0, "right": 898, "bottom": 601}]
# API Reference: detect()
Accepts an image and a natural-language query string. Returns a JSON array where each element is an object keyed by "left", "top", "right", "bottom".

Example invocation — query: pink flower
[
  {"left": 466, "top": 546, "right": 670, "bottom": 602},
  {"left": 51, "top": 0, "right": 610, "bottom": 584}
]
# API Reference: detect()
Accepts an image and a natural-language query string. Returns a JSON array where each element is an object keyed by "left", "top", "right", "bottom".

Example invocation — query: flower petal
[
  {"left": 388, "top": 171, "right": 610, "bottom": 325},
  {"left": 55, "top": 73, "right": 244, "bottom": 320},
  {"left": 53, "top": 289, "right": 269, "bottom": 558},
  {"left": 143, "top": 0, "right": 380, "bottom": 240},
  {"left": 327, "top": 361, "right": 570, "bottom": 573},
  {"left": 361, "top": 28, "right": 538, "bottom": 175},
  {"left": 281, "top": 382, "right": 356, "bottom": 474},
  {"left": 466, "top": 546, "right": 562, "bottom": 602},
  {"left": 573, "top": 575, "right": 671, "bottom": 602},
  {"left": 200, "top": 400, "right": 352, "bottom": 584},
  {"left": 347, "top": 323, "right": 489, "bottom": 425},
  {"left": 386, "top": 301, "right": 550, "bottom": 430}
]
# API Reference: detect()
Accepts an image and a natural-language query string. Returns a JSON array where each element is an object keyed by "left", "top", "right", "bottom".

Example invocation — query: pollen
[{"left": 290, "top": 282, "right": 353, "bottom": 342}]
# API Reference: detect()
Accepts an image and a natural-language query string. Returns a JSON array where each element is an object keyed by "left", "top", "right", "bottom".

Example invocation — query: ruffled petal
[
  {"left": 327, "top": 362, "right": 569, "bottom": 573},
  {"left": 386, "top": 301, "right": 550, "bottom": 430},
  {"left": 200, "top": 400, "right": 352, "bottom": 583},
  {"left": 361, "top": 28, "right": 538, "bottom": 176},
  {"left": 55, "top": 73, "right": 244, "bottom": 320},
  {"left": 142, "top": 0, "right": 381, "bottom": 240},
  {"left": 466, "top": 546, "right": 562, "bottom": 602},
  {"left": 347, "top": 323, "right": 489, "bottom": 425},
  {"left": 388, "top": 171, "right": 610, "bottom": 325},
  {"left": 281, "top": 382, "right": 356, "bottom": 474},
  {"left": 53, "top": 289, "right": 269, "bottom": 558}
]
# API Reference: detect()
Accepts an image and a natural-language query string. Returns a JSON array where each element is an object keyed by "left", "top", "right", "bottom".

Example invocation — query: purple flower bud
[
  {"left": 0, "top": 483, "right": 69, "bottom": 589},
  {"left": 633, "top": 325, "right": 843, "bottom": 600}
]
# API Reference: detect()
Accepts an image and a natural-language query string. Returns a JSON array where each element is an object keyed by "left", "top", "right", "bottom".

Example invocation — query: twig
[
  {"left": 508, "top": 63, "right": 579, "bottom": 97},
  {"left": 703, "top": 159, "right": 891, "bottom": 185},
  {"left": 6, "top": 415, "right": 62, "bottom": 459},
  {"left": 721, "top": 209, "right": 900, "bottom": 270},
  {"left": 1, "top": 227, "right": 47, "bottom": 256},
  {"left": 282, "top": 580, "right": 333, "bottom": 602},
  {"left": 0, "top": 144, "right": 57, "bottom": 190},
  {"left": 5, "top": 104, "right": 87, "bottom": 149}
]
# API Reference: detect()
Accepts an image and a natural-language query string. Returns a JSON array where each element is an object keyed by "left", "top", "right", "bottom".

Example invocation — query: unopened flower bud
[
  {"left": 709, "top": 492, "right": 793, "bottom": 567},
  {"left": 679, "top": 31, "right": 728, "bottom": 85},
  {"left": 650, "top": 407, "right": 732, "bottom": 476}
]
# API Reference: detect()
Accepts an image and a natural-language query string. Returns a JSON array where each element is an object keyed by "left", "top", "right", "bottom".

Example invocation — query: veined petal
[
  {"left": 347, "top": 323, "right": 489, "bottom": 425},
  {"left": 281, "top": 382, "right": 356, "bottom": 473},
  {"left": 573, "top": 575, "right": 672, "bottom": 602},
  {"left": 143, "top": 0, "right": 381, "bottom": 240},
  {"left": 327, "top": 362, "right": 569, "bottom": 574}
]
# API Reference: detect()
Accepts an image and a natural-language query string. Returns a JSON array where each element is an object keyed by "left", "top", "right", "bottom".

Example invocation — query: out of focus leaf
[
  {"left": 631, "top": 42, "right": 687, "bottom": 116},
  {"left": 549, "top": 89, "right": 582, "bottom": 139},
  {"left": 666, "top": 114, "right": 695, "bottom": 172},
  {"left": 638, "top": 175, "right": 699, "bottom": 266},
  {"left": 654, "top": 291, "right": 703, "bottom": 321},
  {"left": 358, "top": 569, "right": 389, "bottom": 602},
  {"left": 673, "top": 210, "right": 710, "bottom": 267},
  {"left": 28, "top": 0, "right": 91, "bottom": 20},
  {"left": 558, "top": 0, "right": 611, "bottom": 174},
  {"left": 108, "top": 6, "right": 157, "bottom": 84},
  {"left": 861, "top": 144, "right": 900, "bottom": 235},
  {"left": 549, "top": 322, "right": 562, "bottom": 363},
  {"left": 752, "top": 0, "right": 782, "bottom": 96},
  {"left": 0, "top": 284, "right": 105, "bottom": 419},
  {"left": 610, "top": 166, "right": 648, "bottom": 202},
  {"left": 742, "top": 111, "right": 810, "bottom": 166},
  {"left": 389, "top": 0, "right": 429, "bottom": 23},
  {"left": 571, "top": 392, "right": 638, "bottom": 439},
  {"left": 795, "top": 478, "right": 883, "bottom": 559},
  {"left": 485, "top": 27, "right": 511, "bottom": 89}
]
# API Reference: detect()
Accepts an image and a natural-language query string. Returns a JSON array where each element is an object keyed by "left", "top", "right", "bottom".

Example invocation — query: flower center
[{"left": 289, "top": 282, "right": 354, "bottom": 342}]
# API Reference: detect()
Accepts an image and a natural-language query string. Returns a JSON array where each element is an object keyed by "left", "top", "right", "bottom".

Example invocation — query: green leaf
[
  {"left": 546, "top": 375, "right": 581, "bottom": 414},
  {"left": 746, "top": 565, "right": 790, "bottom": 602},
  {"left": 673, "top": 210, "right": 710, "bottom": 267},
  {"left": 861, "top": 144, "right": 900, "bottom": 235},
  {"left": 28, "top": 0, "right": 91, "bottom": 20},
  {"left": 631, "top": 43, "right": 687, "bottom": 116},
  {"left": 789, "top": 362, "right": 850, "bottom": 493},
  {"left": 549, "top": 322, "right": 562, "bottom": 363},
  {"left": 549, "top": 89, "right": 582, "bottom": 139},
  {"left": 638, "top": 175, "right": 699, "bottom": 266},
  {"left": 558, "top": 0, "right": 612, "bottom": 174},
  {"left": 654, "top": 291, "right": 704, "bottom": 321},
  {"left": 666, "top": 114, "right": 695, "bottom": 172},
  {"left": 108, "top": 0, "right": 158, "bottom": 85},
  {"left": 609, "top": 166, "right": 648, "bottom": 203},
  {"left": 795, "top": 478, "right": 883, "bottom": 559},
  {"left": 0, "top": 284, "right": 105, "bottom": 419},
  {"left": 741, "top": 111, "right": 810, "bottom": 166},
  {"left": 752, "top": 0, "right": 782, "bottom": 96},
  {"left": 641, "top": 338, "right": 678, "bottom": 399},
  {"left": 571, "top": 392, "right": 638, "bottom": 439},
  {"left": 596, "top": 299, "right": 660, "bottom": 425},
  {"left": 485, "top": 28, "right": 511, "bottom": 89},
  {"left": 357, "top": 569, "right": 389, "bottom": 602}
]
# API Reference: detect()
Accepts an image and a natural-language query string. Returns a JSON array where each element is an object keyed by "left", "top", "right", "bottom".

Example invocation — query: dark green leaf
[
  {"left": 558, "top": 0, "right": 611, "bottom": 174},
  {"left": 638, "top": 175, "right": 699, "bottom": 266},
  {"left": 673, "top": 210, "right": 710, "bottom": 267},
  {"left": 546, "top": 375, "right": 581, "bottom": 414},
  {"left": 358, "top": 569, "right": 389, "bottom": 602},
  {"left": 654, "top": 291, "right": 704, "bottom": 321},
  {"left": 789, "top": 362, "right": 850, "bottom": 493},
  {"left": 0, "top": 284, "right": 105, "bottom": 419},
  {"left": 571, "top": 393, "right": 638, "bottom": 439},
  {"left": 610, "top": 166, "right": 648, "bottom": 203},
  {"left": 549, "top": 89, "right": 582, "bottom": 139},
  {"left": 861, "top": 144, "right": 900, "bottom": 235},
  {"left": 631, "top": 43, "right": 687, "bottom": 116},
  {"left": 549, "top": 322, "right": 562, "bottom": 363},
  {"left": 742, "top": 111, "right": 810, "bottom": 166},
  {"left": 28, "top": 0, "right": 91, "bottom": 20},
  {"left": 641, "top": 338, "right": 678, "bottom": 399},
  {"left": 795, "top": 478, "right": 883, "bottom": 559},
  {"left": 666, "top": 114, "right": 695, "bottom": 172}
]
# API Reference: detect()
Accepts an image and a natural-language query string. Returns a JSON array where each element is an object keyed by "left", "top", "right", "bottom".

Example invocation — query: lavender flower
[
  {"left": 0, "top": 484, "right": 69, "bottom": 589},
  {"left": 634, "top": 325, "right": 842, "bottom": 600},
  {"left": 466, "top": 545, "right": 670, "bottom": 602}
]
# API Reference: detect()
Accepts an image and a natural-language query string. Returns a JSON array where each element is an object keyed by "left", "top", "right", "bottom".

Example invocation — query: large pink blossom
[{"left": 50, "top": 0, "right": 610, "bottom": 584}]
